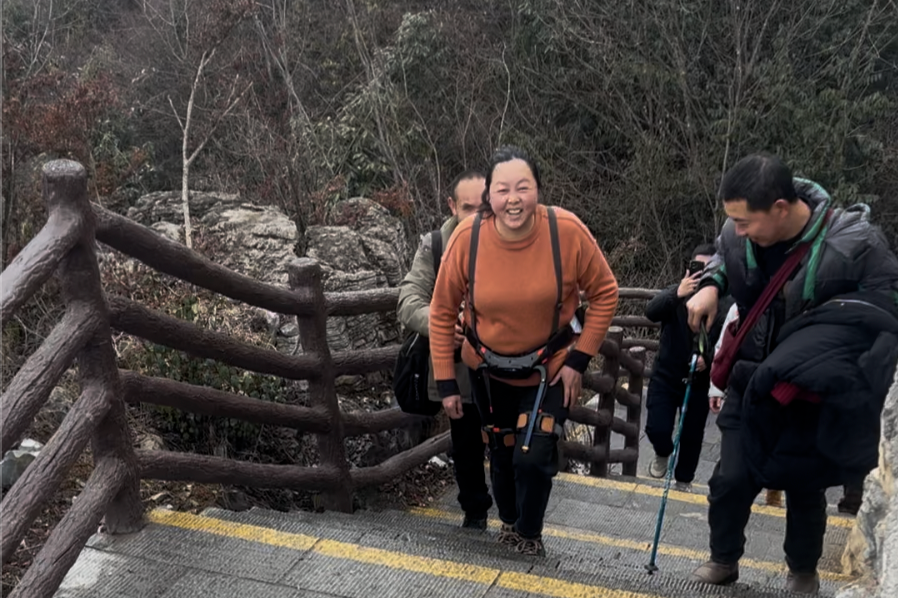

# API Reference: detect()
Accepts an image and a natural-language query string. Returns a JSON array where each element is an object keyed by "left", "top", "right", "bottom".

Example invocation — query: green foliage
[
  {"left": 103, "top": 244, "right": 288, "bottom": 454},
  {"left": 130, "top": 343, "right": 287, "bottom": 452}
]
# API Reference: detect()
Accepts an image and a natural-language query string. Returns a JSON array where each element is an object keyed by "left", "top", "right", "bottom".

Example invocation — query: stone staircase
[{"left": 53, "top": 471, "right": 853, "bottom": 597}]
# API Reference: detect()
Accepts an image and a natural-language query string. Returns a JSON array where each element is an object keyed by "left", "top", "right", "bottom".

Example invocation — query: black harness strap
[
  {"left": 466, "top": 207, "right": 567, "bottom": 438},
  {"left": 465, "top": 207, "right": 569, "bottom": 381},
  {"left": 467, "top": 212, "right": 483, "bottom": 340},
  {"left": 467, "top": 208, "right": 563, "bottom": 348},
  {"left": 431, "top": 228, "right": 443, "bottom": 278},
  {"left": 547, "top": 205, "right": 563, "bottom": 335}
]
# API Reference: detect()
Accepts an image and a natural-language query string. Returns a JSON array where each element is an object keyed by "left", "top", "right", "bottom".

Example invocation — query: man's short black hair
[
  {"left": 720, "top": 153, "right": 797, "bottom": 211},
  {"left": 448, "top": 169, "right": 485, "bottom": 201},
  {"left": 691, "top": 243, "right": 716, "bottom": 259}
]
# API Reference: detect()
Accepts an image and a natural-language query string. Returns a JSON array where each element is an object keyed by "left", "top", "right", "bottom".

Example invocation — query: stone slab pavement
[{"left": 607, "top": 391, "right": 846, "bottom": 507}]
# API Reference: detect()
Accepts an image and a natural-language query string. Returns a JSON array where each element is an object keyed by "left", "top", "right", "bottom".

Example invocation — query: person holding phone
[{"left": 643, "top": 244, "right": 732, "bottom": 491}]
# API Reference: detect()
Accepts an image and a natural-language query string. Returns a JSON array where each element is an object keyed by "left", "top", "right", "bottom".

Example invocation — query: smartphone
[{"left": 687, "top": 260, "right": 705, "bottom": 275}]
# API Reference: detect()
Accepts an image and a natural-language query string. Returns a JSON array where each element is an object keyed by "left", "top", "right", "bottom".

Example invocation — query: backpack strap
[
  {"left": 431, "top": 228, "right": 443, "bottom": 278},
  {"left": 547, "top": 207, "right": 563, "bottom": 334},
  {"left": 467, "top": 207, "right": 564, "bottom": 343},
  {"left": 467, "top": 213, "right": 483, "bottom": 340}
]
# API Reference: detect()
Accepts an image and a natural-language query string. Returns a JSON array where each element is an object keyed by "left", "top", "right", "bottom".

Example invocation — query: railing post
[
  {"left": 45, "top": 160, "right": 144, "bottom": 533},
  {"left": 621, "top": 346, "right": 646, "bottom": 477},
  {"left": 592, "top": 326, "right": 623, "bottom": 477},
  {"left": 288, "top": 258, "right": 353, "bottom": 512}
]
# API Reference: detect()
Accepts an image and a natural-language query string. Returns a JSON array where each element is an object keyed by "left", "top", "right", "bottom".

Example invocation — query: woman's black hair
[{"left": 479, "top": 146, "right": 541, "bottom": 215}]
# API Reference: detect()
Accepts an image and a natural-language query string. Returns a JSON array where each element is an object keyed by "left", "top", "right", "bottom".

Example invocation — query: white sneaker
[
  {"left": 674, "top": 481, "right": 693, "bottom": 493},
  {"left": 648, "top": 454, "right": 669, "bottom": 478}
]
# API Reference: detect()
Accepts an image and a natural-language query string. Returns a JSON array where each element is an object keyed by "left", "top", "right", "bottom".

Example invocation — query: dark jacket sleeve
[
  {"left": 708, "top": 295, "right": 735, "bottom": 351},
  {"left": 858, "top": 225, "right": 898, "bottom": 303},
  {"left": 699, "top": 226, "right": 730, "bottom": 295},
  {"left": 644, "top": 284, "right": 680, "bottom": 323}
]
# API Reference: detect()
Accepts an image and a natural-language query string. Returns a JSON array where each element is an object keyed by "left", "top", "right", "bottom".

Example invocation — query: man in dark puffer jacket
[{"left": 685, "top": 153, "right": 898, "bottom": 595}]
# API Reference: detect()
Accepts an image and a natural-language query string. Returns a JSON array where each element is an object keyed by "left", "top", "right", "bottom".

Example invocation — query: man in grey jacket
[
  {"left": 397, "top": 170, "right": 492, "bottom": 529},
  {"left": 686, "top": 153, "right": 898, "bottom": 594}
]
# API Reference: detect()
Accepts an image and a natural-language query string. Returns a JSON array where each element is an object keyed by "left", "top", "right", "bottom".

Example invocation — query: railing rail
[{"left": 0, "top": 159, "right": 662, "bottom": 597}]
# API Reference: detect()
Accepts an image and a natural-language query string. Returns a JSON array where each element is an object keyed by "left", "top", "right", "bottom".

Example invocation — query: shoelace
[{"left": 515, "top": 538, "right": 544, "bottom": 555}]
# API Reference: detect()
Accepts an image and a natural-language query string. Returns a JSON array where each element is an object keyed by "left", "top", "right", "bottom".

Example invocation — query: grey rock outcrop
[
  {"left": 118, "top": 192, "right": 406, "bottom": 355},
  {"left": 126, "top": 191, "right": 297, "bottom": 286},
  {"left": 304, "top": 197, "right": 407, "bottom": 353}
]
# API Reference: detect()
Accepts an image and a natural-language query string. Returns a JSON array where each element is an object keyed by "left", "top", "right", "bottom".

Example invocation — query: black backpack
[{"left": 393, "top": 230, "right": 444, "bottom": 416}]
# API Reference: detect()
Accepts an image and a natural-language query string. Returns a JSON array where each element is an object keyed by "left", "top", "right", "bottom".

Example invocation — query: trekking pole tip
[{"left": 645, "top": 563, "right": 659, "bottom": 575}]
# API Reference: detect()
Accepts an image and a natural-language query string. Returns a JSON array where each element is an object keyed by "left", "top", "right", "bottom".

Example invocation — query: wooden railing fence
[{"left": 0, "top": 160, "right": 660, "bottom": 597}]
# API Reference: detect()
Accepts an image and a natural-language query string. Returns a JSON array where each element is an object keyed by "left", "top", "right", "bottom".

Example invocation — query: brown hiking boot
[
  {"left": 786, "top": 571, "right": 820, "bottom": 594},
  {"left": 497, "top": 523, "right": 522, "bottom": 546},
  {"left": 690, "top": 561, "right": 739, "bottom": 585},
  {"left": 515, "top": 537, "right": 546, "bottom": 557}
]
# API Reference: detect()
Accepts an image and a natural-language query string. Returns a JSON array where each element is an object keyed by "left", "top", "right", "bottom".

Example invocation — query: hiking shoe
[
  {"left": 461, "top": 513, "right": 488, "bottom": 531},
  {"left": 691, "top": 561, "right": 739, "bottom": 585},
  {"left": 497, "top": 523, "right": 522, "bottom": 546},
  {"left": 648, "top": 454, "right": 669, "bottom": 478},
  {"left": 765, "top": 489, "right": 784, "bottom": 508},
  {"left": 674, "top": 481, "right": 693, "bottom": 493},
  {"left": 786, "top": 570, "right": 819, "bottom": 594},
  {"left": 838, "top": 489, "right": 862, "bottom": 515},
  {"left": 515, "top": 537, "right": 546, "bottom": 557},
  {"left": 837, "top": 499, "right": 861, "bottom": 516}
]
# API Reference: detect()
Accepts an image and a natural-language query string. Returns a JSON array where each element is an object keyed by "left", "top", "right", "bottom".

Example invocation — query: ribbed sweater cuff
[
  {"left": 437, "top": 379, "right": 460, "bottom": 399},
  {"left": 575, "top": 331, "right": 604, "bottom": 357},
  {"left": 564, "top": 350, "right": 593, "bottom": 374}
]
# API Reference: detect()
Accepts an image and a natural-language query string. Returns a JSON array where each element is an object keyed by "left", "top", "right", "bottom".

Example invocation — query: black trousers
[
  {"left": 448, "top": 401, "right": 493, "bottom": 517},
  {"left": 470, "top": 369, "right": 567, "bottom": 540},
  {"left": 708, "top": 420, "right": 827, "bottom": 572},
  {"left": 644, "top": 376, "right": 710, "bottom": 484}
]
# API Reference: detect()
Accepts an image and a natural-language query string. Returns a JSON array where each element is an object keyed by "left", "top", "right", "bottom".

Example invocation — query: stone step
[
  {"left": 206, "top": 501, "right": 847, "bottom": 597},
  {"left": 57, "top": 508, "right": 842, "bottom": 598},
  {"left": 431, "top": 471, "right": 852, "bottom": 573}
]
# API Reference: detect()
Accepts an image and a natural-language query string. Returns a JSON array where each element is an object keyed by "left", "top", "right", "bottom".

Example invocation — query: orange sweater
[{"left": 429, "top": 205, "right": 619, "bottom": 390}]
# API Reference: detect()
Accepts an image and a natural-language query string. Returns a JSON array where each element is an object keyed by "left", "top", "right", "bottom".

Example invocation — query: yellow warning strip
[
  {"left": 552, "top": 471, "right": 855, "bottom": 529},
  {"left": 634, "top": 474, "right": 708, "bottom": 489},
  {"left": 148, "top": 508, "right": 851, "bottom": 598},
  {"left": 149, "top": 509, "right": 318, "bottom": 550},
  {"left": 148, "top": 509, "right": 665, "bottom": 597},
  {"left": 408, "top": 507, "right": 850, "bottom": 582}
]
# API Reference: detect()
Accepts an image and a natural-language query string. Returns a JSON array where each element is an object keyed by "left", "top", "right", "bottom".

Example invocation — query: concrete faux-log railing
[{"left": 0, "top": 159, "right": 661, "bottom": 598}]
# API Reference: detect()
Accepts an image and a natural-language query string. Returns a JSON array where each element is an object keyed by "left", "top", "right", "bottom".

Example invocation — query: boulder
[
  {"left": 126, "top": 191, "right": 297, "bottom": 287},
  {"left": 303, "top": 197, "right": 408, "bottom": 353}
]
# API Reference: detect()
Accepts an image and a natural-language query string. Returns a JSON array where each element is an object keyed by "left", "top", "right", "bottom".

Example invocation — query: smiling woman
[
  {"left": 480, "top": 148, "right": 542, "bottom": 240},
  {"left": 428, "top": 145, "right": 620, "bottom": 558}
]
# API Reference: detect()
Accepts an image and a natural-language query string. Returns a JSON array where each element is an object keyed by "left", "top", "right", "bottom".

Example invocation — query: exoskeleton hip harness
[{"left": 465, "top": 208, "right": 571, "bottom": 453}]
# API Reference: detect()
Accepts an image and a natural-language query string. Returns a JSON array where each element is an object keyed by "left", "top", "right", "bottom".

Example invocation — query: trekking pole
[
  {"left": 521, "top": 365, "right": 549, "bottom": 453},
  {"left": 646, "top": 324, "right": 708, "bottom": 574}
]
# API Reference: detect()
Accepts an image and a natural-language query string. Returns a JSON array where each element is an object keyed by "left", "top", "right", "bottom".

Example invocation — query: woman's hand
[
  {"left": 442, "top": 395, "right": 463, "bottom": 419},
  {"left": 551, "top": 365, "right": 582, "bottom": 408}
]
